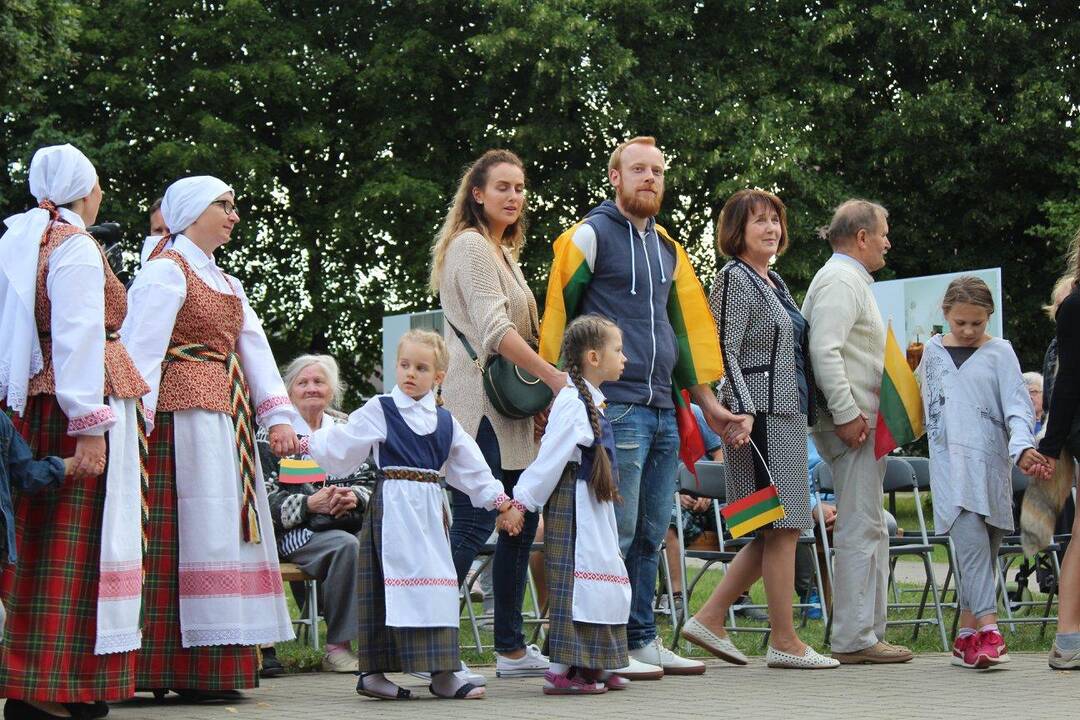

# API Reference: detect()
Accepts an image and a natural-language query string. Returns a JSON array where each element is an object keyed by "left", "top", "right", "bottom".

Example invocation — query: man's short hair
[
  {"left": 149, "top": 196, "right": 163, "bottom": 214},
  {"left": 608, "top": 136, "right": 658, "bottom": 173},
  {"left": 821, "top": 199, "right": 888, "bottom": 249}
]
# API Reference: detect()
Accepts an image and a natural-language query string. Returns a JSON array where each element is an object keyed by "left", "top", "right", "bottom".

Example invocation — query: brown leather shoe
[{"left": 831, "top": 641, "right": 914, "bottom": 664}]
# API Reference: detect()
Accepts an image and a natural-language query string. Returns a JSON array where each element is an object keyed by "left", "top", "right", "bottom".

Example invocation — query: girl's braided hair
[{"left": 560, "top": 314, "right": 620, "bottom": 503}]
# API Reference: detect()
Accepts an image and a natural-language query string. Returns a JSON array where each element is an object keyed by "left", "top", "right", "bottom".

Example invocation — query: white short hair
[
  {"left": 1022, "top": 371, "right": 1043, "bottom": 392},
  {"left": 282, "top": 354, "right": 343, "bottom": 408}
]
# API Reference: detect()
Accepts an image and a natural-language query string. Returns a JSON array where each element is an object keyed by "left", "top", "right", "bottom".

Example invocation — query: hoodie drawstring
[
  {"left": 626, "top": 220, "right": 637, "bottom": 296},
  {"left": 654, "top": 230, "right": 667, "bottom": 284}
]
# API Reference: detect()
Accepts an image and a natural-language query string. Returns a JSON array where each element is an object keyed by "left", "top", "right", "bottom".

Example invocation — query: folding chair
[
  {"left": 668, "top": 461, "right": 828, "bottom": 648},
  {"left": 815, "top": 457, "right": 949, "bottom": 650},
  {"left": 991, "top": 466, "right": 1062, "bottom": 637},
  {"left": 279, "top": 562, "right": 320, "bottom": 650},
  {"left": 459, "top": 541, "right": 547, "bottom": 653}
]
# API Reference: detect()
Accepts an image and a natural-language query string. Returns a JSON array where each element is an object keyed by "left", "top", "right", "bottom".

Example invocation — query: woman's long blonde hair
[{"left": 429, "top": 149, "right": 526, "bottom": 294}]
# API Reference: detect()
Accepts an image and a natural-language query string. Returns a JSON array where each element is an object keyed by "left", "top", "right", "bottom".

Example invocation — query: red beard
[{"left": 619, "top": 186, "right": 663, "bottom": 218}]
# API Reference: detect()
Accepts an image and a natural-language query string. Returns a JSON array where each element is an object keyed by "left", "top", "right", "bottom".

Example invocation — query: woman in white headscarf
[
  {"left": 121, "top": 176, "right": 298, "bottom": 701},
  {"left": 0, "top": 145, "right": 148, "bottom": 719}
]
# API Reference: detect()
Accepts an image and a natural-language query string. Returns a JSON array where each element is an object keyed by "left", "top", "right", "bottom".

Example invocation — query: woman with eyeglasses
[{"left": 121, "top": 176, "right": 299, "bottom": 702}]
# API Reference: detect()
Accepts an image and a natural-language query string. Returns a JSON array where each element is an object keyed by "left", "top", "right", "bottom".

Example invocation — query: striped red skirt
[
  {"left": 0, "top": 395, "right": 136, "bottom": 702},
  {"left": 135, "top": 411, "right": 257, "bottom": 691}
]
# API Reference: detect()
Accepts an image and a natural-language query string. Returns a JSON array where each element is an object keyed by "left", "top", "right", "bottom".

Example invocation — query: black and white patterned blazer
[{"left": 709, "top": 257, "right": 814, "bottom": 421}]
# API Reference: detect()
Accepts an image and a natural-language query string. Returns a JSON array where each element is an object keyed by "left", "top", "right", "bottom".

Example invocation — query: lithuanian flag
[
  {"left": 278, "top": 457, "right": 327, "bottom": 485},
  {"left": 721, "top": 484, "right": 786, "bottom": 538},
  {"left": 539, "top": 221, "right": 724, "bottom": 477},
  {"left": 873, "top": 323, "right": 925, "bottom": 460},
  {"left": 538, "top": 221, "right": 724, "bottom": 387}
]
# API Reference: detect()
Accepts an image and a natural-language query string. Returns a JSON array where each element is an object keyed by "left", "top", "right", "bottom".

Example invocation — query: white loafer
[
  {"left": 682, "top": 617, "right": 748, "bottom": 666},
  {"left": 766, "top": 645, "right": 839, "bottom": 669}
]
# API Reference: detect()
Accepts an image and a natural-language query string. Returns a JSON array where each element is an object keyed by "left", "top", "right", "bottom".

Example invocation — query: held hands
[
  {"left": 72, "top": 435, "right": 107, "bottom": 479},
  {"left": 1018, "top": 448, "right": 1053, "bottom": 481},
  {"left": 269, "top": 423, "right": 300, "bottom": 457},
  {"left": 497, "top": 502, "right": 525, "bottom": 536},
  {"left": 702, "top": 403, "right": 750, "bottom": 448},
  {"left": 836, "top": 414, "right": 870, "bottom": 449},
  {"left": 725, "top": 414, "right": 754, "bottom": 448},
  {"left": 62, "top": 457, "right": 78, "bottom": 477},
  {"left": 307, "top": 486, "right": 358, "bottom": 517}
]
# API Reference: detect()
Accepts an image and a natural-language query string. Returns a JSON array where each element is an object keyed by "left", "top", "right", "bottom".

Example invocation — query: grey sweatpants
[
  {"left": 285, "top": 529, "right": 362, "bottom": 644},
  {"left": 949, "top": 510, "right": 1007, "bottom": 619}
]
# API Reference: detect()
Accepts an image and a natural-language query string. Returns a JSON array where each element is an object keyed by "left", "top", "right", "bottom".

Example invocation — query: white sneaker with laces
[
  {"left": 408, "top": 660, "right": 487, "bottom": 686},
  {"left": 610, "top": 655, "right": 664, "bottom": 680},
  {"left": 629, "top": 636, "right": 706, "bottom": 675},
  {"left": 495, "top": 644, "right": 550, "bottom": 677}
]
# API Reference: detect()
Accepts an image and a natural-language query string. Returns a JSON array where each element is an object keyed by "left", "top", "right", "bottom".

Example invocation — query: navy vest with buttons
[
  {"left": 377, "top": 396, "right": 453, "bottom": 470},
  {"left": 576, "top": 391, "right": 620, "bottom": 486}
]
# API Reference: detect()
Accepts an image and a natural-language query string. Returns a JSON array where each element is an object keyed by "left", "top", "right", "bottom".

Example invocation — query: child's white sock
[
  {"left": 548, "top": 663, "right": 570, "bottom": 676},
  {"left": 359, "top": 673, "right": 404, "bottom": 697},
  {"left": 431, "top": 669, "right": 483, "bottom": 698},
  {"left": 957, "top": 627, "right": 976, "bottom": 639},
  {"left": 980, "top": 623, "right": 999, "bottom": 634}
]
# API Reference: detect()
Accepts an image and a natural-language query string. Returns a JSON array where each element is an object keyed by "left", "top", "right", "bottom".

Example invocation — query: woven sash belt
[
  {"left": 382, "top": 468, "right": 440, "bottom": 483},
  {"left": 165, "top": 342, "right": 262, "bottom": 544}
]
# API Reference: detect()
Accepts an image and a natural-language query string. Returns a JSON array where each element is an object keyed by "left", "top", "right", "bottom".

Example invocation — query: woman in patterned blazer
[{"left": 681, "top": 189, "right": 837, "bottom": 670}]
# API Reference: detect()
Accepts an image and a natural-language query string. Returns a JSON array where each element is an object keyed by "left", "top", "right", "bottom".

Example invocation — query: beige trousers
[{"left": 813, "top": 430, "right": 889, "bottom": 653}]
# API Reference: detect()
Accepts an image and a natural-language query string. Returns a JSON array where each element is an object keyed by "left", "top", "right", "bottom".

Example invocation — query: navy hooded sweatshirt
[{"left": 573, "top": 200, "right": 679, "bottom": 409}]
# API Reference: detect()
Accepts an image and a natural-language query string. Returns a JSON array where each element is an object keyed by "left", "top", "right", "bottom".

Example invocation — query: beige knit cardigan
[{"left": 438, "top": 231, "right": 539, "bottom": 471}]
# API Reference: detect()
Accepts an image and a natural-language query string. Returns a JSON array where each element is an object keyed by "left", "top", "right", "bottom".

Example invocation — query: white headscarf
[
  {"left": 142, "top": 176, "right": 233, "bottom": 265},
  {"left": 0, "top": 144, "right": 97, "bottom": 413}
]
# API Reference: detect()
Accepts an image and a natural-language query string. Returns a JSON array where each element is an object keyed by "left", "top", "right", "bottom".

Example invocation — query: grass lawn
[{"left": 272, "top": 562, "right": 1061, "bottom": 672}]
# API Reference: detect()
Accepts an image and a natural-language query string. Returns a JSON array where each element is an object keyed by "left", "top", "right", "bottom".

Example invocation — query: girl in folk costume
[
  {"left": 513, "top": 314, "right": 632, "bottom": 695},
  {"left": 917, "top": 276, "right": 1051, "bottom": 670},
  {"left": 304, "top": 330, "right": 524, "bottom": 701},
  {"left": 0, "top": 145, "right": 149, "bottom": 720},
  {"left": 121, "top": 176, "right": 298, "bottom": 699}
]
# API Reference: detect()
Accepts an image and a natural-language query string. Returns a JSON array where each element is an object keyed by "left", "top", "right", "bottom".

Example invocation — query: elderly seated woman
[{"left": 257, "top": 354, "right": 375, "bottom": 675}]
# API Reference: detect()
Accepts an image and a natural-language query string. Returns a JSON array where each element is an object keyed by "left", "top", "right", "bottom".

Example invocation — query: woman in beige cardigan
[{"left": 431, "top": 150, "right": 566, "bottom": 681}]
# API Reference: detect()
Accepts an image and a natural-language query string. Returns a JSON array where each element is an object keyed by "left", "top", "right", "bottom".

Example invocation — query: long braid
[{"left": 561, "top": 314, "right": 619, "bottom": 503}]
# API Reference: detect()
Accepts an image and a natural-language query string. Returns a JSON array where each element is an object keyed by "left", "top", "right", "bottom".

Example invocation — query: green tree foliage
[{"left": 3, "top": 1, "right": 1078, "bottom": 406}]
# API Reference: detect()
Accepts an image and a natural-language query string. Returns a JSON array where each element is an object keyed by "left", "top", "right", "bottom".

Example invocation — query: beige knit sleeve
[{"left": 447, "top": 232, "right": 515, "bottom": 356}]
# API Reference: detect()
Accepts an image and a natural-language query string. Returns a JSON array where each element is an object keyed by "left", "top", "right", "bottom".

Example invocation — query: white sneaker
[
  {"left": 495, "top": 644, "right": 550, "bottom": 677},
  {"left": 408, "top": 660, "right": 487, "bottom": 687},
  {"left": 610, "top": 655, "right": 664, "bottom": 680},
  {"left": 629, "top": 636, "right": 706, "bottom": 675}
]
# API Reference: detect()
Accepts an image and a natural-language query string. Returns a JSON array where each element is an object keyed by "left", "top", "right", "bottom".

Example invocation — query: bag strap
[{"left": 444, "top": 318, "right": 484, "bottom": 370}]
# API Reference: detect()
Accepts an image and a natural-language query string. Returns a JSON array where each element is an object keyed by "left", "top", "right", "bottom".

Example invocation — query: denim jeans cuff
[{"left": 626, "top": 633, "right": 656, "bottom": 651}]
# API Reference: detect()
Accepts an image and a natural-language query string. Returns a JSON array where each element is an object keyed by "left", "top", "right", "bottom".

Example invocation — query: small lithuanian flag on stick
[
  {"left": 720, "top": 439, "right": 786, "bottom": 538},
  {"left": 874, "top": 322, "right": 925, "bottom": 460},
  {"left": 278, "top": 457, "right": 327, "bottom": 485}
]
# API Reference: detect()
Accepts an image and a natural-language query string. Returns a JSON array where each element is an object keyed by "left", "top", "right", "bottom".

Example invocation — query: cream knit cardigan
[
  {"left": 438, "top": 231, "right": 539, "bottom": 471},
  {"left": 801, "top": 255, "right": 886, "bottom": 430}
]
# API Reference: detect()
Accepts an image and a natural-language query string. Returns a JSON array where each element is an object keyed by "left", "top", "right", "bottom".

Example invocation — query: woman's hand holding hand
[
  {"left": 724, "top": 414, "right": 754, "bottom": 447},
  {"left": 498, "top": 506, "right": 525, "bottom": 536},
  {"left": 72, "top": 435, "right": 107, "bottom": 479},
  {"left": 1019, "top": 448, "right": 1053, "bottom": 481},
  {"left": 269, "top": 424, "right": 300, "bottom": 457}
]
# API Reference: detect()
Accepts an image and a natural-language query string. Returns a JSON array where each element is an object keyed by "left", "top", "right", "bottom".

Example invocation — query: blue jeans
[
  {"left": 448, "top": 417, "right": 540, "bottom": 653},
  {"left": 607, "top": 402, "right": 679, "bottom": 650}
]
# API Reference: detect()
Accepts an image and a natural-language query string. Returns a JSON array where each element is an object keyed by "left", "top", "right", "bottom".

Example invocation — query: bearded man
[{"left": 538, "top": 136, "right": 739, "bottom": 679}]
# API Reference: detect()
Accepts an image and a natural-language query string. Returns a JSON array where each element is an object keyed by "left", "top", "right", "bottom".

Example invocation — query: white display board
[{"left": 871, "top": 267, "right": 1004, "bottom": 347}]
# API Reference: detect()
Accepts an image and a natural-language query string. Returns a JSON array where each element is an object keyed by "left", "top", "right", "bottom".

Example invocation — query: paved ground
[{"left": 26, "top": 654, "right": 1068, "bottom": 720}]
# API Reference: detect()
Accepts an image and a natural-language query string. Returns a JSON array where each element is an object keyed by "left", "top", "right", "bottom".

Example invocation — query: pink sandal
[
  {"left": 603, "top": 673, "right": 630, "bottom": 690},
  {"left": 542, "top": 668, "right": 608, "bottom": 695}
]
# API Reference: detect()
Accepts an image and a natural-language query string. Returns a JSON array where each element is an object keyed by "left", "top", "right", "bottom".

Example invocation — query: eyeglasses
[{"left": 210, "top": 200, "right": 239, "bottom": 216}]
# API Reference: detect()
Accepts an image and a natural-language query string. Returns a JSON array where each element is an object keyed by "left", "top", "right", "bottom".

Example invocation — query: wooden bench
[{"left": 280, "top": 562, "right": 320, "bottom": 650}]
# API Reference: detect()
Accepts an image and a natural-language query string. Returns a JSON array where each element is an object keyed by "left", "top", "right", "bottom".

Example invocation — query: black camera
[{"left": 86, "top": 222, "right": 126, "bottom": 279}]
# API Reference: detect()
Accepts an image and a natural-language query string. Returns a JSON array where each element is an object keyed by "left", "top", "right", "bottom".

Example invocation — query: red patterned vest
[
  {"left": 155, "top": 249, "right": 245, "bottom": 415},
  {"left": 28, "top": 222, "right": 148, "bottom": 400}
]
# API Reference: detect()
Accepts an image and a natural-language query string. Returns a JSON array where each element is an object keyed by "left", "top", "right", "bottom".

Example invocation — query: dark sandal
[
  {"left": 356, "top": 674, "right": 412, "bottom": 700},
  {"left": 428, "top": 681, "right": 484, "bottom": 699}
]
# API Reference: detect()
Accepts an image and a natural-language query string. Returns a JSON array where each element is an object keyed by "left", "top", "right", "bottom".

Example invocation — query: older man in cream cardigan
[{"left": 801, "top": 200, "right": 913, "bottom": 664}]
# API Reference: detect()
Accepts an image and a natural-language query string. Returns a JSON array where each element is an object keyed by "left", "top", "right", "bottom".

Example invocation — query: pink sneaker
[
  {"left": 602, "top": 673, "right": 630, "bottom": 690},
  {"left": 951, "top": 634, "right": 990, "bottom": 669},
  {"left": 542, "top": 668, "right": 608, "bottom": 695},
  {"left": 977, "top": 629, "right": 1010, "bottom": 665}
]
